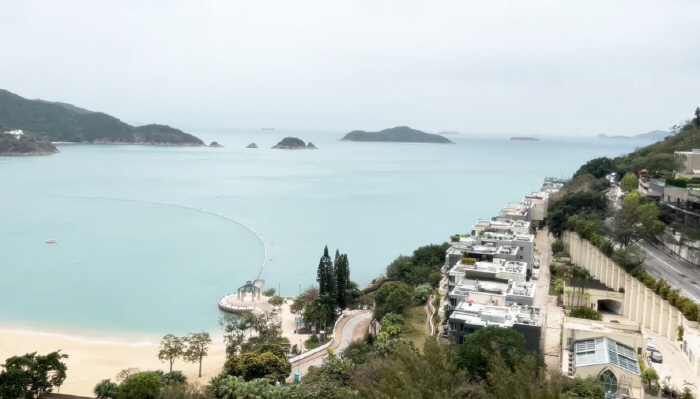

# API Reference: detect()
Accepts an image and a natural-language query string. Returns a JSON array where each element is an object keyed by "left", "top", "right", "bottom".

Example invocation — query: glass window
[{"left": 598, "top": 369, "right": 617, "bottom": 396}]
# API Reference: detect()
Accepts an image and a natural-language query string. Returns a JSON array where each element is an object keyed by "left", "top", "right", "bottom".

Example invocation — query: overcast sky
[{"left": 1, "top": 1, "right": 699, "bottom": 135}]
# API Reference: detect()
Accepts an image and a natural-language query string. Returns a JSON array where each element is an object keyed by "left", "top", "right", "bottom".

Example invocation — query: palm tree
[
  {"left": 552, "top": 279, "right": 565, "bottom": 306},
  {"left": 580, "top": 270, "right": 593, "bottom": 307},
  {"left": 316, "top": 293, "right": 337, "bottom": 332},
  {"left": 564, "top": 289, "right": 573, "bottom": 309},
  {"left": 93, "top": 379, "right": 119, "bottom": 399},
  {"left": 583, "top": 292, "right": 591, "bottom": 307}
]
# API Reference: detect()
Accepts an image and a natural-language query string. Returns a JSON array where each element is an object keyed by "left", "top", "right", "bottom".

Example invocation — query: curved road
[{"left": 289, "top": 311, "right": 372, "bottom": 379}]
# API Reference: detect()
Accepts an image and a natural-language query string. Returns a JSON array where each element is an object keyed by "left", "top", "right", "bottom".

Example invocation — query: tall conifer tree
[{"left": 335, "top": 253, "right": 351, "bottom": 309}]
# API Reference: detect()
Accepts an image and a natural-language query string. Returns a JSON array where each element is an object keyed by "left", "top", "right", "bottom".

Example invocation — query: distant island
[
  {"left": 510, "top": 137, "right": 539, "bottom": 141},
  {"left": 261, "top": 128, "right": 275, "bottom": 131},
  {"left": 0, "top": 89, "right": 204, "bottom": 146},
  {"left": 210, "top": 141, "right": 224, "bottom": 147},
  {"left": 272, "top": 137, "right": 317, "bottom": 149},
  {"left": 341, "top": 126, "right": 454, "bottom": 144},
  {"left": 0, "top": 130, "right": 58, "bottom": 156},
  {"left": 247, "top": 143, "right": 259, "bottom": 148},
  {"left": 598, "top": 130, "right": 670, "bottom": 142}
]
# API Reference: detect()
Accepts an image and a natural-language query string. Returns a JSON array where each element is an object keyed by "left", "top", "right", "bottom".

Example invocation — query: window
[
  {"left": 519, "top": 256, "right": 523, "bottom": 260},
  {"left": 637, "top": 347, "right": 641, "bottom": 355},
  {"left": 598, "top": 369, "right": 617, "bottom": 395},
  {"left": 450, "top": 298, "right": 457, "bottom": 307}
]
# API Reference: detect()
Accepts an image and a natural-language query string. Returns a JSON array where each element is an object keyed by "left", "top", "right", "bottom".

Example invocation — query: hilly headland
[
  {"left": 341, "top": 126, "right": 454, "bottom": 144},
  {"left": 0, "top": 89, "right": 204, "bottom": 154}
]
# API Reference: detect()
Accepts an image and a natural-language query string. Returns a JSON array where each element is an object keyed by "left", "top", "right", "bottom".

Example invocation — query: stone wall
[{"left": 564, "top": 232, "right": 696, "bottom": 341}]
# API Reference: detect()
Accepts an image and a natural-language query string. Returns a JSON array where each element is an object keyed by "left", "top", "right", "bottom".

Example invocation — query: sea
[{"left": 0, "top": 130, "right": 648, "bottom": 338}]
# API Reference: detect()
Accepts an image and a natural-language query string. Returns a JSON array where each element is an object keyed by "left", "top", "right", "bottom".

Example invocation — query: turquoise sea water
[{"left": 0, "top": 131, "right": 647, "bottom": 336}]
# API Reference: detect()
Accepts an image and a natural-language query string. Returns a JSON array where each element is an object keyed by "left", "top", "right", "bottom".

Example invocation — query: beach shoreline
[{"left": 0, "top": 324, "right": 228, "bottom": 396}]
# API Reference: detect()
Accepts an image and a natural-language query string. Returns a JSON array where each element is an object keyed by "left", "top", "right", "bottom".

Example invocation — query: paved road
[
  {"left": 289, "top": 311, "right": 372, "bottom": 378},
  {"left": 638, "top": 240, "right": 700, "bottom": 304}
]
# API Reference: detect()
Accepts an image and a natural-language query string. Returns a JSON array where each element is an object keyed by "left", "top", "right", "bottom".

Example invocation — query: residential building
[
  {"left": 561, "top": 317, "right": 644, "bottom": 399},
  {"left": 523, "top": 191, "right": 549, "bottom": 221},
  {"left": 445, "top": 234, "right": 535, "bottom": 272},
  {"left": 498, "top": 202, "right": 532, "bottom": 221},
  {"left": 3, "top": 129, "right": 24, "bottom": 138},
  {"left": 675, "top": 149, "right": 700, "bottom": 178},
  {"left": 471, "top": 218, "right": 531, "bottom": 236},
  {"left": 448, "top": 301, "right": 543, "bottom": 352}
]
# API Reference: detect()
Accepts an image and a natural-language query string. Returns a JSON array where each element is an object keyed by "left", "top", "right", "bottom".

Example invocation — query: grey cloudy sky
[{"left": 1, "top": 0, "right": 699, "bottom": 135}]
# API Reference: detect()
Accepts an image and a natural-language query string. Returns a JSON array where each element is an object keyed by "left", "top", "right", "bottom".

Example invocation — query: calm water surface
[{"left": 0, "top": 131, "right": 646, "bottom": 335}]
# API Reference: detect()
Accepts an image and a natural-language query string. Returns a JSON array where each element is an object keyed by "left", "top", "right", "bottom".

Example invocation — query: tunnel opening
[{"left": 597, "top": 299, "right": 622, "bottom": 315}]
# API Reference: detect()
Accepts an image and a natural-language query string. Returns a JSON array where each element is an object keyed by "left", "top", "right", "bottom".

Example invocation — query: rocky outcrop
[
  {"left": 272, "top": 137, "right": 315, "bottom": 149},
  {"left": 210, "top": 141, "right": 224, "bottom": 147},
  {"left": 247, "top": 143, "right": 259, "bottom": 148},
  {"left": 306, "top": 142, "right": 317, "bottom": 149}
]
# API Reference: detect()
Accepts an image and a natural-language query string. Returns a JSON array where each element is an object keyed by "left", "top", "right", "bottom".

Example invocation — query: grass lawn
[{"left": 401, "top": 305, "right": 429, "bottom": 352}]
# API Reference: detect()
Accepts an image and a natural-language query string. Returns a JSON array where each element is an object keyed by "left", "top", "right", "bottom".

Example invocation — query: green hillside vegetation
[
  {"left": 341, "top": 126, "right": 454, "bottom": 144},
  {"left": 0, "top": 133, "right": 57, "bottom": 155},
  {"left": 0, "top": 89, "right": 204, "bottom": 145}
]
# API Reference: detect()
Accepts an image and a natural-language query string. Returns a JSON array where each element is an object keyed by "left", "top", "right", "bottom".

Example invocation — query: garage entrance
[{"left": 597, "top": 299, "right": 622, "bottom": 315}]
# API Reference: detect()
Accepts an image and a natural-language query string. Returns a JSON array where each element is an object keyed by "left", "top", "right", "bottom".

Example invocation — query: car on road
[
  {"left": 533, "top": 259, "right": 540, "bottom": 268},
  {"left": 650, "top": 350, "right": 663, "bottom": 363},
  {"left": 647, "top": 338, "right": 656, "bottom": 351},
  {"left": 532, "top": 269, "right": 540, "bottom": 280}
]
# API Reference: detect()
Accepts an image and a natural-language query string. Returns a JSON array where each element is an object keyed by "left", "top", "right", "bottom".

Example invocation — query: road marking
[{"left": 642, "top": 247, "right": 700, "bottom": 303}]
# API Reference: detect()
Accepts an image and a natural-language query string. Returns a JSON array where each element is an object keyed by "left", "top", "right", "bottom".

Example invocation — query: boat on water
[
  {"left": 46, "top": 239, "right": 57, "bottom": 244},
  {"left": 510, "top": 136, "right": 539, "bottom": 141}
]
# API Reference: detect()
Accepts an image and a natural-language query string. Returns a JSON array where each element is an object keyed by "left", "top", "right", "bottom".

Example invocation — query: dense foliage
[
  {"left": 224, "top": 344, "right": 291, "bottom": 383},
  {"left": 0, "top": 89, "right": 203, "bottom": 144},
  {"left": 0, "top": 351, "right": 68, "bottom": 399},
  {"left": 569, "top": 306, "right": 603, "bottom": 321}
]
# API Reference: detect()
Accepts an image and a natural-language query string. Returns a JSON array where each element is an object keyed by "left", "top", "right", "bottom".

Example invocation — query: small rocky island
[
  {"left": 272, "top": 137, "right": 317, "bottom": 149},
  {"left": 0, "top": 132, "right": 58, "bottom": 156},
  {"left": 210, "top": 141, "right": 224, "bottom": 147},
  {"left": 246, "top": 143, "right": 259, "bottom": 148},
  {"left": 341, "top": 126, "right": 454, "bottom": 144}
]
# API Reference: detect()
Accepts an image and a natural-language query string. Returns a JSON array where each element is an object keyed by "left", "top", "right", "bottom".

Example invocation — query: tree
[
  {"left": 268, "top": 295, "right": 284, "bottom": 310},
  {"left": 290, "top": 286, "right": 319, "bottom": 314},
  {"left": 373, "top": 282, "right": 412, "bottom": 320},
  {"left": 219, "top": 314, "right": 251, "bottom": 357},
  {"left": 564, "top": 376, "right": 604, "bottom": 399},
  {"left": 456, "top": 326, "right": 533, "bottom": 381},
  {"left": 612, "top": 246, "right": 647, "bottom": 272},
  {"left": 159, "top": 381, "right": 209, "bottom": 399},
  {"left": 565, "top": 289, "right": 573, "bottom": 308},
  {"left": 317, "top": 246, "right": 336, "bottom": 303},
  {"left": 335, "top": 253, "right": 351, "bottom": 309},
  {"left": 94, "top": 379, "right": 120, "bottom": 398},
  {"left": 161, "top": 371, "right": 187, "bottom": 386},
  {"left": 224, "top": 345, "right": 291, "bottom": 384},
  {"left": 548, "top": 191, "right": 608, "bottom": 238},
  {"left": 0, "top": 351, "right": 68, "bottom": 399},
  {"left": 117, "top": 372, "right": 164, "bottom": 399},
  {"left": 412, "top": 283, "right": 432, "bottom": 304},
  {"left": 642, "top": 367, "right": 659, "bottom": 390},
  {"left": 158, "top": 334, "right": 185, "bottom": 372},
  {"left": 380, "top": 312, "right": 405, "bottom": 332},
  {"left": 613, "top": 191, "right": 665, "bottom": 247},
  {"left": 262, "top": 288, "right": 276, "bottom": 297},
  {"left": 183, "top": 332, "right": 212, "bottom": 378},
  {"left": 412, "top": 243, "right": 450, "bottom": 268},
  {"left": 574, "top": 157, "right": 615, "bottom": 179},
  {"left": 552, "top": 278, "right": 565, "bottom": 305},
  {"left": 620, "top": 172, "right": 639, "bottom": 192},
  {"left": 570, "top": 306, "right": 603, "bottom": 321},
  {"left": 552, "top": 239, "right": 568, "bottom": 256},
  {"left": 239, "top": 312, "right": 283, "bottom": 353},
  {"left": 695, "top": 107, "right": 700, "bottom": 125}
]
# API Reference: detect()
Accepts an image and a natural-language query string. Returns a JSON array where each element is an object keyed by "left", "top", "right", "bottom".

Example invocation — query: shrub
[
  {"left": 570, "top": 306, "right": 603, "bottom": 321},
  {"left": 618, "top": 287, "right": 625, "bottom": 294},
  {"left": 450, "top": 235, "right": 461, "bottom": 242},
  {"left": 678, "top": 325, "right": 685, "bottom": 341},
  {"left": 463, "top": 258, "right": 477, "bottom": 264}
]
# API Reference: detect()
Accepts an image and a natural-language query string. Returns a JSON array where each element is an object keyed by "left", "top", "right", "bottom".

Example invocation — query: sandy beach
[
  {"left": 0, "top": 325, "right": 228, "bottom": 397},
  {"left": 0, "top": 301, "right": 305, "bottom": 397}
]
